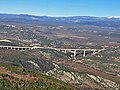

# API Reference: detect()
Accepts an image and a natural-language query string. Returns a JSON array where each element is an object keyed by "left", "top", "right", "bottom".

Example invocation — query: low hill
[{"left": 0, "top": 48, "right": 69, "bottom": 72}]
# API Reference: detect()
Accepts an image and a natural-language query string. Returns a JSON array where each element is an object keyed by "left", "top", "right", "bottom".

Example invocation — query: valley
[{"left": 0, "top": 14, "right": 120, "bottom": 90}]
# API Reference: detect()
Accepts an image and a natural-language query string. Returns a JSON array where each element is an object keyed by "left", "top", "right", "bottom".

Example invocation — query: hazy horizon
[{"left": 1, "top": 13, "right": 120, "bottom": 18}]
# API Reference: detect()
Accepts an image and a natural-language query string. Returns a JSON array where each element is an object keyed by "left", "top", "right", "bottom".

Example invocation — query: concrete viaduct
[
  {"left": 53, "top": 48, "right": 104, "bottom": 57},
  {"left": 0, "top": 46, "right": 31, "bottom": 51},
  {"left": 0, "top": 45, "right": 104, "bottom": 57}
]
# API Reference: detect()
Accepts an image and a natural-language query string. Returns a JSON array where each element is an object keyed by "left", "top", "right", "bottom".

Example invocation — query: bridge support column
[
  {"left": 73, "top": 50, "right": 77, "bottom": 57},
  {"left": 83, "top": 50, "right": 86, "bottom": 57},
  {"left": 64, "top": 50, "right": 67, "bottom": 53},
  {"left": 93, "top": 51, "right": 96, "bottom": 55},
  {"left": 6, "top": 47, "right": 9, "bottom": 49}
]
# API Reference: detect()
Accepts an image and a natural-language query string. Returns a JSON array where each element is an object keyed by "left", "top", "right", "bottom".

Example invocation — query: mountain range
[{"left": 0, "top": 14, "right": 120, "bottom": 27}]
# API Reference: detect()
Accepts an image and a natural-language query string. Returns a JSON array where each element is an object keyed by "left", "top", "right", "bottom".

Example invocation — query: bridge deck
[{"left": 0, "top": 45, "right": 103, "bottom": 51}]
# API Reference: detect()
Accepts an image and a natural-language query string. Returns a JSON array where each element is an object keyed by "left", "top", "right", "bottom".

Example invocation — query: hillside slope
[
  {"left": 0, "top": 64, "right": 78, "bottom": 90},
  {"left": 0, "top": 48, "right": 69, "bottom": 72}
]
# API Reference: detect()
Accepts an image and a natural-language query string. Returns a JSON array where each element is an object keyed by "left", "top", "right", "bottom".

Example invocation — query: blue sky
[{"left": 0, "top": 0, "right": 120, "bottom": 17}]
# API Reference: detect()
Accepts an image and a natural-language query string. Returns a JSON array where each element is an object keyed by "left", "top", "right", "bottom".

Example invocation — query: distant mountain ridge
[
  {"left": 0, "top": 13, "right": 120, "bottom": 27},
  {"left": 107, "top": 16, "right": 120, "bottom": 19}
]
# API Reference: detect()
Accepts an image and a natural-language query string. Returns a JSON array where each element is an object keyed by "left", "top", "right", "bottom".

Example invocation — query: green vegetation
[{"left": 0, "top": 64, "right": 78, "bottom": 90}]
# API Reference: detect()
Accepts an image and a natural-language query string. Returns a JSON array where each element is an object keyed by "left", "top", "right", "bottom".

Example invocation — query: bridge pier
[
  {"left": 64, "top": 50, "right": 67, "bottom": 53},
  {"left": 73, "top": 50, "right": 77, "bottom": 57},
  {"left": 83, "top": 50, "right": 86, "bottom": 57},
  {"left": 93, "top": 51, "right": 96, "bottom": 55}
]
